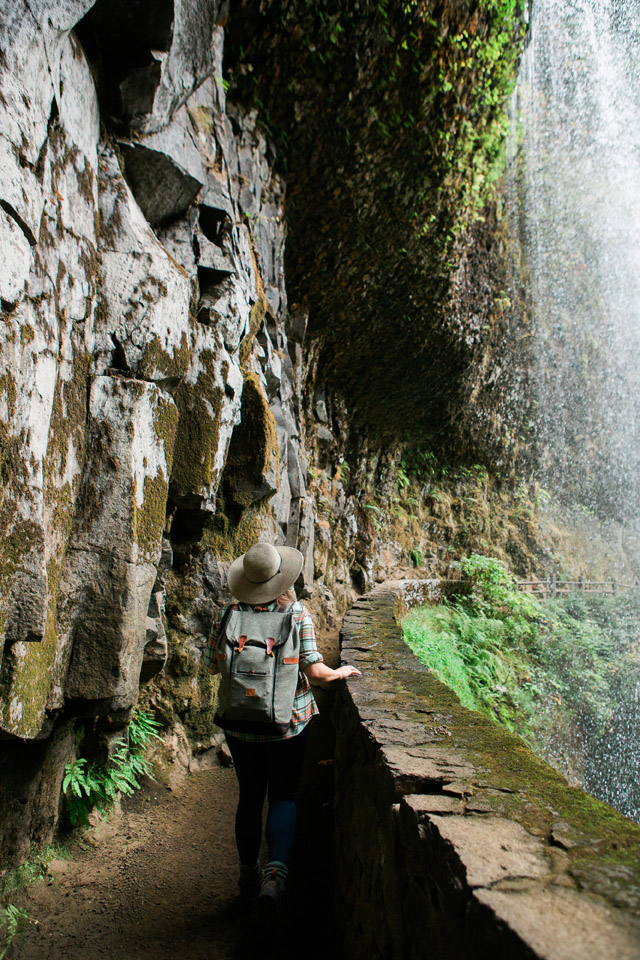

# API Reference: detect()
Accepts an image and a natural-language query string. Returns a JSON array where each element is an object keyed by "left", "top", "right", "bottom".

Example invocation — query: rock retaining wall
[{"left": 335, "top": 582, "right": 640, "bottom": 960}]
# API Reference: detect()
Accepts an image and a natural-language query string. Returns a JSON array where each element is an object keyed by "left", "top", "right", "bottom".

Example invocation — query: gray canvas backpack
[{"left": 213, "top": 605, "right": 301, "bottom": 735}]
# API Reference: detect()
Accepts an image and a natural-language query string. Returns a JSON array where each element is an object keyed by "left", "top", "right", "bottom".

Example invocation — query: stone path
[{"left": 13, "top": 642, "right": 340, "bottom": 960}]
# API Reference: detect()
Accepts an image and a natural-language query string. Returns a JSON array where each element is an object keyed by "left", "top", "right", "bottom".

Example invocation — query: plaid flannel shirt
[{"left": 204, "top": 599, "right": 322, "bottom": 741}]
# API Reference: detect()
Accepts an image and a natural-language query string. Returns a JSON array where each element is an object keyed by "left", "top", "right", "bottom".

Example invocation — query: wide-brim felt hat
[{"left": 227, "top": 542, "right": 304, "bottom": 604}]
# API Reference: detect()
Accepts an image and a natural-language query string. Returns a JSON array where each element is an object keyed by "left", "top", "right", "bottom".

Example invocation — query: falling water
[
  {"left": 507, "top": 0, "right": 640, "bottom": 822},
  {"left": 583, "top": 677, "right": 640, "bottom": 821},
  {"left": 509, "top": 0, "right": 640, "bottom": 521}
]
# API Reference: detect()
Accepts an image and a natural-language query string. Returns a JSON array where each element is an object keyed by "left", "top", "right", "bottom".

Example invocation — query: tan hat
[{"left": 227, "top": 542, "right": 304, "bottom": 604}]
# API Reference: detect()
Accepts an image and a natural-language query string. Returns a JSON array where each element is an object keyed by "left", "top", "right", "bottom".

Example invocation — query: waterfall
[
  {"left": 508, "top": 0, "right": 640, "bottom": 823},
  {"left": 508, "top": 0, "right": 640, "bottom": 522},
  {"left": 583, "top": 679, "right": 640, "bottom": 822}
]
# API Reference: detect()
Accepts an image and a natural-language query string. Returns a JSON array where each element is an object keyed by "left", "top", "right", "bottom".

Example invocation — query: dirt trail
[{"left": 14, "top": 634, "right": 341, "bottom": 960}]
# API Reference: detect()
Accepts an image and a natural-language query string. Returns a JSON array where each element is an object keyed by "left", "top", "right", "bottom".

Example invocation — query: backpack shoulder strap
[
  {"left": 283, "top": 599, "right": 303, "bottom": 616},
  {"left": 217, "top": 604, "right": 234, "bottom": 640},
  {"left": 285, "top": 602, "right": 302, "bottom": 647}
]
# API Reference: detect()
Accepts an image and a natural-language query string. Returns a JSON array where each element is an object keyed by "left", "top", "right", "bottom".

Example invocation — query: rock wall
[
  {"left": 0, "top": 1, "right": 552, "bottom": 867},
  {"left": 225, "top": 0, "right": 530, "bottom": 459},
  {"left": 335, "top": 583, "right": 640, "bottom": 960},
  {"left": 0, "top": 0, "right": 316, "bottom": 862}
]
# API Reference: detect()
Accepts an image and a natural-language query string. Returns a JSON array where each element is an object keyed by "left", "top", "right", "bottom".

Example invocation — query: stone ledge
[{"left": 334, "top": 581, "right": 640, "bottom": 960}]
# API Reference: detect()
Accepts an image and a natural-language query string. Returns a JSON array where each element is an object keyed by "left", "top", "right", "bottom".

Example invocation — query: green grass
[
  {"left": 404, "top": 603, "right": 536, "bottom": 729},
  {"left": 403, "top": 555, "right": 640, "bottom": 755}
]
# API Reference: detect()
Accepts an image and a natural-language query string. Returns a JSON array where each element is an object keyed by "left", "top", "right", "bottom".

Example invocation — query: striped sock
[{"left": 263, "top": 860, "right": 288, "bottom": 882}]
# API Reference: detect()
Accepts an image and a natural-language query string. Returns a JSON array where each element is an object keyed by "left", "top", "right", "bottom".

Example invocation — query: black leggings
[{"left": 225, "top": 724, "right": 311, "bottom": 866}]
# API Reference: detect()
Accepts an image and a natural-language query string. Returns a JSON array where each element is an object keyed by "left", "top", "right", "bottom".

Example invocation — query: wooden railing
[{"left": 517, "top": 575, "right": 640, "bottom": 599}]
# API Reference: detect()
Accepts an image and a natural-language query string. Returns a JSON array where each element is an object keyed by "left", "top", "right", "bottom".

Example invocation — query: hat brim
[{"left": 227, "top": 545, "right": 304, "bottom": 604}]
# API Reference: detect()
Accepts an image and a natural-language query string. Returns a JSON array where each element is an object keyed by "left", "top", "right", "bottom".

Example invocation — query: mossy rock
[{"left": 171, "top": 349, "right": 225, "bottom": 497}]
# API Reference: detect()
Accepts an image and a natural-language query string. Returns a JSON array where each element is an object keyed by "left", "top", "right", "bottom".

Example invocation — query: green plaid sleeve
[{"left": 296, "top": 602, "right": 323, "bottom": 669}]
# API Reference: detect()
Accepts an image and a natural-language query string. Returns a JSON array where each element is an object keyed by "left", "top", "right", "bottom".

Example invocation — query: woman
[{"left": 204, "top": 541, "right": 361, "bottom": 915}]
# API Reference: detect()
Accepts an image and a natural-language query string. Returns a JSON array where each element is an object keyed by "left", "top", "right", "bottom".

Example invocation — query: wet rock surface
[{"left": 335, "top": 582, "right": 640, "bottom": 960}]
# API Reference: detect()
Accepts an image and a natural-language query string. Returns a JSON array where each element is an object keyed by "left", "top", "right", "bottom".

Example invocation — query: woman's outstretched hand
[
  {"left": 304, "top": 661, "right": 363, "bottom": 686},
  {"left": 333, "top": 665, "right": 362, "bottom": 680}
]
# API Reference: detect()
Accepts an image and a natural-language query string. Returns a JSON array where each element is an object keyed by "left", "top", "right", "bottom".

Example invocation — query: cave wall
[{"left": 0, "top": 1, "right": 536, "bottom": 865}]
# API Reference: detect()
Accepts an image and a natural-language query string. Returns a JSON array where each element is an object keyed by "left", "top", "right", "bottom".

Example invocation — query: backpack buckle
[
  {"left": 265, "top": 637, "right": 276, "bottom": 656},
  {"left": 237, "top": 635, "right": 248, "bottom": 652}
]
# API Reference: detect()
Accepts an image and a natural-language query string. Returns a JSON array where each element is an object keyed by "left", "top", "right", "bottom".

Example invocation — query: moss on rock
[
  {"left": 138, "top": 331, "right": 192, "bottom": 382},
  {"left": 0, "top": 589, "right": 60, "bottom": 739},
  {"left": 227, "top": 0, "right": 528, "bottom": 456},
  {"left": 201, "top": 497, "right": 276, "bottom": 563},
  {"left": 153, "top": 396, "right": 179, "bottom": 476},
  {"left": 0, "top": 371, "right": 18, "bottom": 420},
  {"left": 135, "top": 472, "right": 170, "bottom": 560},
  {"left": 170, "top": 350, "right": 225, "bottom": 497},
  {"left": 239, "top": 293, "right": 268, "bottom": 367},
  {"left": 231, "top": 370, "right": 279, "bottom": 484}
]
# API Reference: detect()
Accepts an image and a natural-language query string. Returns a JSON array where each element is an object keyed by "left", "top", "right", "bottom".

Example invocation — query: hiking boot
[{"left": 257, "top": 866, "right": 286, "bottom": 923}]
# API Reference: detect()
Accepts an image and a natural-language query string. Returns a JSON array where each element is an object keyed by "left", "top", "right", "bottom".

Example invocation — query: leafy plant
[
  {"left": 400, "top": 449, "right": 438, "bottom": 479},
  {"left": 0, "top": 905, "right": 31, "bottom": 960},
  {"left": 453, "top": 553, "right": 541, "bottom": 622},
  {"left": 404, "top": 600, "right": 535, "bottom": 729},
  {"left": 403, "top": 554, "right": 640, "bottom": 762},
  {"left": 362, "top": 501, "right": 384, "bottom": 533},
  {"left": 397, "top": 465, "right": 410, "bottom": 489},
  {"left": 128, "top": 710, "right": 163, "bottom": 750},
  {"left": 408, "top": 547, "right": 424, "bottom": 568},
  {"left": 63, "top": 711, "right": 163, "bottom": 827}
]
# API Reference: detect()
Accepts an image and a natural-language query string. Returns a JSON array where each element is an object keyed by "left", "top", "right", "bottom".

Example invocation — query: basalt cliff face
[{"left": 0, "top": 0, "right": 530, "bottom": 863}]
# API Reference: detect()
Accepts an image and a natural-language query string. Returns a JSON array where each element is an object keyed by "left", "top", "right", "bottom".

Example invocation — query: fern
[
  {"left": 0, "top": 905, "right": 31, "bottom": 960},
  {"left": 63, "top": 711, "right": 162, "bottom": 826},
  {"left": 128, "top": 710, "right": 163, "bottom": 750}
]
